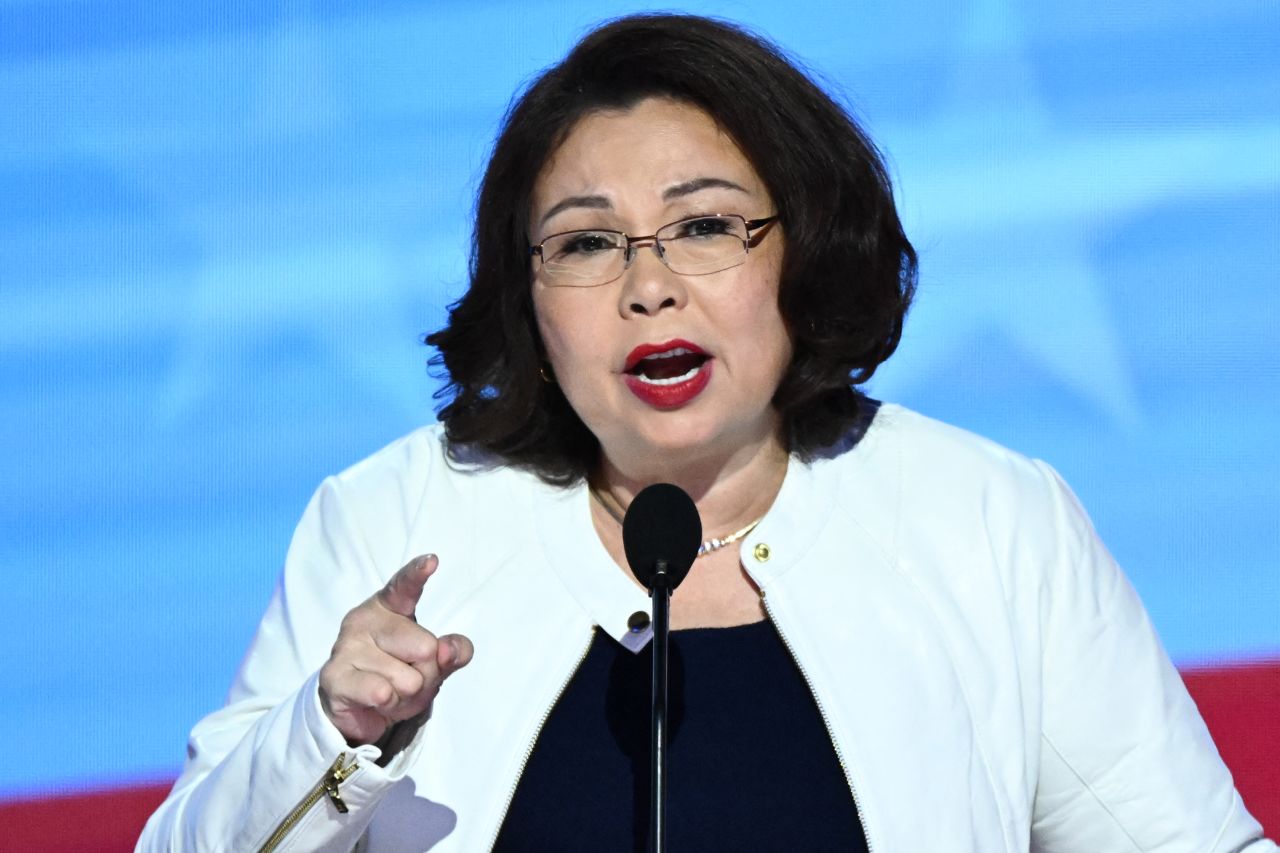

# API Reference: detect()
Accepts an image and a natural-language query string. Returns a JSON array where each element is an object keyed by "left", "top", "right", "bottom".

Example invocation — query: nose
[{"left": 618, "top": 239, "right": 686, "bottom": 317}]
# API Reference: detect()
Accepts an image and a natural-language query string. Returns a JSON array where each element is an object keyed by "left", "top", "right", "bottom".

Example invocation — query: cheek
[
  {"left": 532, "top": 300, "right": 555, "bottom": 356},
  {"left": 533, "top": 294, "right": 600, "bottom": 376},
  {"left": 758, "top": 319, "right": 794, "bottom": 391},
  {"left": 532, "top": 293, "right": 569, "bottom": 357},
  {"left": 735, "top": 274, "right": 792, "bottom": 380}
]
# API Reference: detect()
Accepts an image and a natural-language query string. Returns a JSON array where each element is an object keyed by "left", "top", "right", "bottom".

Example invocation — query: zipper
[
  {"left": 257, "top": 752, "right": 361, "bottom": 853},
  {"left": 486, "top": 627, "right": 596, "bottom": 851},
  {"left": 761, "top": 593, "right": 876, "bottom": 852}
]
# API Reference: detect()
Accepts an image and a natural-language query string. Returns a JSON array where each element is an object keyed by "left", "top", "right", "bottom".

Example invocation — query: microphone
[
  {"left": 621, "top": 483, "right": 701, "bottom": 853},
  {"left": 622, "top": 482, "right": 701, "bottom": 592}
]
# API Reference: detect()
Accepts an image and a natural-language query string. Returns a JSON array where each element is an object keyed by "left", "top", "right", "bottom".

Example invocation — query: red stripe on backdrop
[
  {"left": 1182, "top": 659, "right": 1280, "bottom": 838},
  {"left": 0, "top": 780, "right": 171, "bottom": 853},
  {"left": 1, "top": 662, "right": 1275, "bottom": 850}
]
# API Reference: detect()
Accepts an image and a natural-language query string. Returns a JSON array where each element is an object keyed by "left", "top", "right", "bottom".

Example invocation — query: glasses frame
[{"left": 529, "top": 213, "right": 779, "bottom": 287}]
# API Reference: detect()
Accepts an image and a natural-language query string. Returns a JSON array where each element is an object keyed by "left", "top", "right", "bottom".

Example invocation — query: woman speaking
[{"left": 139, "top": 14, "right": 1274, "bottom": 853}]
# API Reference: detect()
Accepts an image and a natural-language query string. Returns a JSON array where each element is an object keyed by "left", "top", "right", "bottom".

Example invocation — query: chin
[{"left": 617, "top": 411, "right": 769, "bottom": 468}]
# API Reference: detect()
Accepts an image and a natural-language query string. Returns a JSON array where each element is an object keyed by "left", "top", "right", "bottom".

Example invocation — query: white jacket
[{"left": 138, "top": 404, "right": 1275, "bottom": 852}]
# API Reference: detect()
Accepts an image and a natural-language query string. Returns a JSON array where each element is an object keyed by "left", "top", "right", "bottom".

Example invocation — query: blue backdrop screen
[{"left": 2, "top": 1, "right": 1277, "bottom": 799}]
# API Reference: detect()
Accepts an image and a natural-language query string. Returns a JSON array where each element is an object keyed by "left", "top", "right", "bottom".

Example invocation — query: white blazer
[{"left": 138, "top": 404, "right": 1275, "bottom": 852}]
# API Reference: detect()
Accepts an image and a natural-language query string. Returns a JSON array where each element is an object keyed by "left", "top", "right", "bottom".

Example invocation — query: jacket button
[
  {"left": 627, "top": 611, "right": 651, "bottom": 633},
  {"left": 753, "top": 543, "right": 771, "bottom": 562}
]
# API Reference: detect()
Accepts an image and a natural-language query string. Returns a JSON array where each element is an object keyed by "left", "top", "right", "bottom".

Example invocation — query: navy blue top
[{"left": 492, "top": 619, "right": 869, "bottom": 852}]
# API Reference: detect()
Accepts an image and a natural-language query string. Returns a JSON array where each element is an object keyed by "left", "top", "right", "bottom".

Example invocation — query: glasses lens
[
  {"left": 539, "top": 230, "right": 626, "bottom": 286},
  {"left": 658, "top": 215, "right": 749, "bottom": 275}
]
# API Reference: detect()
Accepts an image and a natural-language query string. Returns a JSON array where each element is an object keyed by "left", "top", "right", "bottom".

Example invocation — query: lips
[{"left": 622, "top": 339, "right": 713, "bottom": 409}]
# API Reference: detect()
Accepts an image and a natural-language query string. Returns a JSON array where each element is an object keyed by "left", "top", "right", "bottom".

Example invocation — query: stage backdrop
[{"left": 2, "top": 0, "right": 1277, "bottom": 845}]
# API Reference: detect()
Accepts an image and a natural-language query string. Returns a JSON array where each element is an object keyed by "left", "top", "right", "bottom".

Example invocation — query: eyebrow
[
  {"left": 537, "top": 177, "right": 751, "bottom": 229},
  {"left": 662, "top": 177, "right": 750, "bottom": 200},
  {"left": 539, "top": 195, "right": 611, "bottom": 227}
]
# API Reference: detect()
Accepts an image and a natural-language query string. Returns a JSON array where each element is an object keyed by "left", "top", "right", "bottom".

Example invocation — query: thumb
[{"left": 376, "top": 554, "right": 438, "bottom": 619}]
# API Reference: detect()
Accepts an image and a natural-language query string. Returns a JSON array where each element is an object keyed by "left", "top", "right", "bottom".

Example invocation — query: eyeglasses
[{"left": 530, "top": 213, "right": 779, "bottom": 288}]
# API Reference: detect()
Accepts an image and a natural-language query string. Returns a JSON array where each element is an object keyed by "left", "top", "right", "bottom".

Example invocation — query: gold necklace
[{"left": 589, "top": 485, "right": 765, "bottom": 559}]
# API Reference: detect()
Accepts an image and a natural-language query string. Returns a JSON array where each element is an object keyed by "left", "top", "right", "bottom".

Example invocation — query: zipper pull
[{"left": 323, "top": 754, "right": 358, "bottom": 814}]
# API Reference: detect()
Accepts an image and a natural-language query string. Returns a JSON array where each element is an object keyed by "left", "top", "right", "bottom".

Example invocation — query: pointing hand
[{"left": 318, "top": 555, "right": 474, "bottom": 746}]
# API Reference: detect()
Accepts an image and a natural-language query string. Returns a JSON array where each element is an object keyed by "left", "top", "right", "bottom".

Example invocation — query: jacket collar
[
  {"left": 529, "top": 478, "right": 653, "bottom": 648},
  {"left": 525, "top": 419, "right": 872, "bottom": 648}
]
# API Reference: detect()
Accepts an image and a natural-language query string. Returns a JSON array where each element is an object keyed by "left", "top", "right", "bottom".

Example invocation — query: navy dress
[{"left": 493, "top": 620, "right": 869, "bottom": 852}]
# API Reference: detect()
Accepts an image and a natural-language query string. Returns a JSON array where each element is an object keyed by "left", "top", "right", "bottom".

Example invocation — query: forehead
[{"left": 531, "top": 98, "right": 764, "bottom": 215}]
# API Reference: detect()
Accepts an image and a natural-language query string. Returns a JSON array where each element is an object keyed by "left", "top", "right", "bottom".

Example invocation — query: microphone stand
[
  {"left": 649, "top": 558, "right": 672, "bottom": 853},
  {"left": 620, "top": 481, "right": 699, "bottom": 853}
]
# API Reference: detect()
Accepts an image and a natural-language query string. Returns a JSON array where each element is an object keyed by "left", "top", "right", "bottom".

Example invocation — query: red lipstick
[{"left": 622, "top": 339, "right": 713, "bottom": 409}]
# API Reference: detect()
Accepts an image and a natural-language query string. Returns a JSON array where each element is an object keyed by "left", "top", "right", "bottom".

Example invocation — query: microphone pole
[
  {"left": 650, "top": 557, "right": 672, "bottom": 853},
  {"left": 621, "top": 483, "right": 701, "bottom": 853}
]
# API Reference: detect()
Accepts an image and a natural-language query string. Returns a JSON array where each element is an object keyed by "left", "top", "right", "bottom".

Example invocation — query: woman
[{"left": 139, "top": 14, "right": 1274, "bottom": 853}]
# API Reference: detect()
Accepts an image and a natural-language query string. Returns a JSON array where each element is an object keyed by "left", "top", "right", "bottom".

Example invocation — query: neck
[{"left": 592, "top": 431, "right": 790, "bottom": 541}]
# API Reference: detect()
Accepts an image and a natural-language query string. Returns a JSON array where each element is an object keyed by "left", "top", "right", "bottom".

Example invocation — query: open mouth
[{"left": 625, "top": 346, "right": 711, "bottom": 385}]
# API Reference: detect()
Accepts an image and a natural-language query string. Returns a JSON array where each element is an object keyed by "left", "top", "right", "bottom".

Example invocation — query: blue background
[{"left": 2, "top": 1, "right": 1277, "bottom": 800}]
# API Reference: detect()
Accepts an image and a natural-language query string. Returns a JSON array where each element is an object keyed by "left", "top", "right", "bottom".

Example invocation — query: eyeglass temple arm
[{"left": 744, "top": 215, "right": 779, "bottom": 247}]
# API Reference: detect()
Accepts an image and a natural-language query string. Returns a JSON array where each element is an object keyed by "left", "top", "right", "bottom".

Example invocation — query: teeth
[
  {"left": 633, "top": 363, "right": 702, "bottom": 386},
  {"left": 641, "top": 347, "right": 695, "bottom": 362}
]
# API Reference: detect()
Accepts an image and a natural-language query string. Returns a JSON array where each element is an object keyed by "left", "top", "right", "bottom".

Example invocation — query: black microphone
[
  {"left": 621, "top": 482, "right": 701, "bottom": 853},
  {"left": 622, "top": 482, "right": 701, "bottom": 592}
]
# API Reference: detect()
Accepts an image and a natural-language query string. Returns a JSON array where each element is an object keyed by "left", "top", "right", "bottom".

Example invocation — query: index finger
[{"left": 375, "top": 554, "right": 438, "bottom": 619}]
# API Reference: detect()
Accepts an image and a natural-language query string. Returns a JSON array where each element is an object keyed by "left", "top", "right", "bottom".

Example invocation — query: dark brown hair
[{"left": 427, "top": 14, "right": 916, "bottom": 485}]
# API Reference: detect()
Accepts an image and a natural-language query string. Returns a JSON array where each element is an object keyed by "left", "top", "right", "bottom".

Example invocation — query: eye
[
  {"left": 553, "top": 231, "right": 622, "bottom": 258},
  {"left": 673, "top": 216, "right": 736, "bottom": 239}
]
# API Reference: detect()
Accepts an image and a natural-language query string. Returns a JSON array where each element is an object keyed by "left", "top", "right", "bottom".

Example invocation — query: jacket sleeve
[
  {"left": 1028, "top": 462, "right": 1276, "bottom": 853},
  {"left": 136, "top": 477, "right": 429, "bottom": 852}
]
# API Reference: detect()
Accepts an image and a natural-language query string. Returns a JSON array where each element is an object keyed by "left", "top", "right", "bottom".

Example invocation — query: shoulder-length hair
[{"left": 427, "top": 14, "right": 916, "bottom": 486}]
